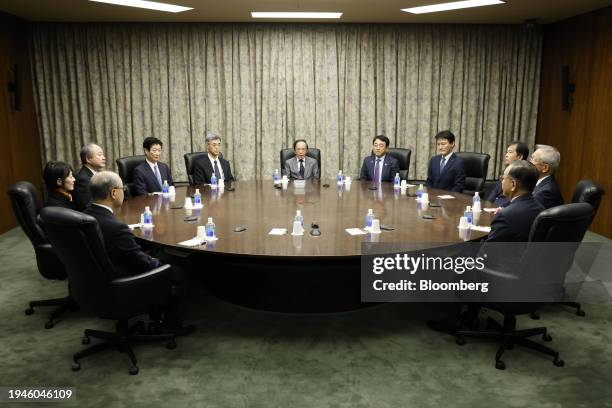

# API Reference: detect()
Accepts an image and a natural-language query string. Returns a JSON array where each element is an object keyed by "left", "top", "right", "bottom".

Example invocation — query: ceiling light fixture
[
  {"left": 251, "top": 12, "right": 343, "bottom": 19},
  {"left": 88, "top": 0, "right": 193, "bottom": 13},
  {"left": 401, "top": 0, "right": 504, "bottom": 14}
]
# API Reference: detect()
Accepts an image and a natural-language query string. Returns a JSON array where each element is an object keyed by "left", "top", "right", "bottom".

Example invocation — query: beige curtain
[{"left": 30, "top": 23, "right": 542, "bottom": 181}]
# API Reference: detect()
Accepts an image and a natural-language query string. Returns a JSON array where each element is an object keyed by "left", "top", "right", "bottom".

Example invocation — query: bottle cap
[
  {"left": 338, "top": 170, "right": 343, "bottom": 175},
  {"left": 145, "top": 206, "right": 150, "bottom": 211},
  {"left": 163, "top": 180, "right": 168, "bottom": 184},
  {"left": 368, "top": 208, "right": 373, "bottom": 214},
  {"left": 466, "top": 206, "right": 472, "bottom": 211},
  {"left": 296, "top": 210, "right": 302, "bottom": 216},
  {"left": 475, "top": 192, "right": 479, "bottom": 196},
  {"left": 208, "top": 217, "right": 213, "bottom": 223},
  {"left": 195, "top": 188, "right": 200, "bottom": 194}
]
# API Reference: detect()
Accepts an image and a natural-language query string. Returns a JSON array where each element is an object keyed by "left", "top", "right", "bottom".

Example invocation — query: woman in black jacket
[{"left": 43, "top": 161, "right": 75, "bottom": 209}]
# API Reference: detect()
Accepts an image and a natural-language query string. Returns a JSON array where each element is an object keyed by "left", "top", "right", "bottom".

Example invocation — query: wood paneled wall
[
  {"left": 537, "top": 6, "right": 612, "bottom": 238},
  {"left": 0, "top": 12, "right": 42, "bottom": 234}
]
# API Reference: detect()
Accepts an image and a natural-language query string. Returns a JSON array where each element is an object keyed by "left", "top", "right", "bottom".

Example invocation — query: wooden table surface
[{"left": 116, "top": 180, "right": 494, "bottom": 258}]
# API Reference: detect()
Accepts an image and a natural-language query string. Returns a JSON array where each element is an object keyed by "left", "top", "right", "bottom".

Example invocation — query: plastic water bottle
[
  {"left": 472, "top": 191, "right": 481, "bottom": 211},
  {"left": 194, "top": 188, "right": 202, "bottom": 206},
  {"left": 295, "top": 210, "right": 304, "bottom": 227},
  {"left": 210, "top": 174, "right": 217, "bottom": 189},
  {"left": 464, "top": 205, "right": 473, "bottom": 225},
  {"left": 417, "top": 184, "right": 424, "bottom": 200},
  {"left": 394, "top": 173, "right": 401, "bottom": 189},
  {"left": 205, "top": 217, "right": 216, "bottom": 239},
  {"left": 273, "top": 169, "right": 280, "bottom": 185},
  {"left": 143, "top": 206, "right": 152, "bottom": 225},
  {"left": 337, "top": 170, "right": 343, "bottom": 186},
  {"left": 364, "top": 208, "right": 374, "bottom": 230},
  {"left": 162, "top": 180, "right": 169, "bottom": 194}
]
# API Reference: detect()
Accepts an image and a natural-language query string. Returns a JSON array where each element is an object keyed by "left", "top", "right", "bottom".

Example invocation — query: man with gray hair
[
  {"left": 193, "top": 132, "right": 234, "bottom": 185},
  {"left": 73, "top": 143, "right": 106, "bottom": 211},
  {"left": 84, "top": 171, "right": 193, "bottom": 335},
  {"left": 530, "top": 145, "right": 564, "bottom": 209}
]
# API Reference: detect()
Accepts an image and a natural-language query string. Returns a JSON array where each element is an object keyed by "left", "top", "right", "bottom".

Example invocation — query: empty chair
[
  {"left": 116, "top": 155, "right": 146, "bottom": 197},
  {"left": 455, "top": 202, "right": 594, "bottom": 369},
  {"left": 387, "top": 148, "right": 412, "bottom": 181},
  {"left": 184, "top": 152, "right": 208, "bottom": 185},
  {"left": 40, "top": 206, "right": 180, "bottom": 375},
  {"left": 455, "top": 152, "right": 490, "bottom": 195},
  {"left": 280, "top": 148, "right": 321, "bottom": 178},
  {"left": 7, "top": 181, "right": 75, "bottom": 328}
]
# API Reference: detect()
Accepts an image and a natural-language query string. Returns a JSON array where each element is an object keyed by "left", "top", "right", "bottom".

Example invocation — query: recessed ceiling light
[
  {"left": 88, "top": 0, "right": 193, "bottom": 13},
  {"left": 401, "top": 0, "right": 504, "bottom": 14},
  {"left": 251, "top": 12, "right": 343, "bottom": 19}
]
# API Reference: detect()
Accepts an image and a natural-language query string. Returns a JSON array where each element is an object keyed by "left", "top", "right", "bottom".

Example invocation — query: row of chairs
[
  {"left": 6, "top": 179, "right": 603, "bottom": 372},
  {"left": 116, "top": 148, "right": 491, "bottom": 196}
]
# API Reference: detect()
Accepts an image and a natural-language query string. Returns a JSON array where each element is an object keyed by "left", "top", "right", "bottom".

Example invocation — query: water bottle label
[{"left": 206, "top": 225, "right": 214, "bottom": 237}]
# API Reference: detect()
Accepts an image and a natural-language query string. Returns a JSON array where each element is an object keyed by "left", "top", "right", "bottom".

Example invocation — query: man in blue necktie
[
  {"left": 132, "top": 137, "right": 174, "bottom": 196},
  {"left": 284, "top": 139, "right": 320, "bottom": 180},
  {"left": 426, "top": 130, "right": 465, "bottom": 192},
  {"left": 359, "top": 135, "right": 400, "bottom": 183}
]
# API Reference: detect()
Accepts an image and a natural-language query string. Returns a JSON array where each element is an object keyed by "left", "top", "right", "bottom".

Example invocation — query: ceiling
[{"left": 1, "top": 0, "right": 611, "bottom": 24}]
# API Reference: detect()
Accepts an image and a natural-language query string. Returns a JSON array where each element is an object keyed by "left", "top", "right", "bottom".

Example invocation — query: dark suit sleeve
[
  {"left": 534, "top": 187, "right": 561, "bottom": 209},
  {"left": 425, "top": 158, "right": 433, "bottom": 188},
  {"left": 451, "top": 160, "right": 466, "bottom": 192},
  {"left": 224, "top": 160, "right": 234, "bottom": 181},
  {"left": 359, "top": 158, "right": 368, "bottom": 181},
  {"left": 73, "top": 172, "right": 91, "bottom": 211},
  {"left": 485, "top": 212, "right": 510, "bottom": 242},
  {"left": 313, "top": 159, "right": 320, "bottom": 180},
  {"left": 487, "top": 181, "right": 501, "bottom": 203},
  {"left": 132, "top": 166, "right": 148, "bottom": 196},
  {"left": 112, "top": 223, "right": 161, "bottom": 273},
  {"left": 193, "top": 159, "right": 208, "bottom": 184}
]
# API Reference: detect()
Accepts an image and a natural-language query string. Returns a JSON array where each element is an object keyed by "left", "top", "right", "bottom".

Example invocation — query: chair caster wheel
[
  {"left": 129, "top": 366, "right": 139, "bottom": 375},
  {"left": 71, "top": 362, "right": 81, "bottom": 371},
  {"left": 553, "top": 359, "right": 565, "bottom": 367},
  {"left": 25, "top": 308, "right": 34, "bottom": 315},
  {"left": 166, "top": 340, "right": 177, "bottom": 350},
  {"left": 455, "top": 337, "right": 466, "bottom": 346},
  {"left": 495, "top": 360, "right": 506, "bottom": 370},
  {"left": 542, "top": 333, "right": 552, "bottom": 342},
  {"left": 81, "top": 336, "right": 91, "bottom": 345},
  {"left": 576, "top": 310, "right": 585, "bottom": 317},
  {"left": 45, "top": 321, "right": 54, "bottom": 329}
]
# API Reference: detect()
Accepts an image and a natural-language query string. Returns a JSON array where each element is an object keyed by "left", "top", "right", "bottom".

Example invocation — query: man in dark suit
[
  {"left": 530, "top": 145, "right": 564, "bottom": 209},
  {"left": 359, "top": 135, "right": 400, "bottom": 183},
  {"left": 193, "top": 132, "right": 234, "bottom": 184},
  {"left": 487, "top": 140, "right": 530, "bottom": 208},
  {"left": 73, "top": 143, "right": 106, "bottom": 211},
  {"left": 132, "top": 137, "right": 174, "bottom": 195},
  {"left": 486, "top": 160, "right": 543, "bottom": 242},
  {"left": 84, "top": 171, "right": 193, "bottom": 334},
  {"left": 426, "top": 131, "right": 465, "bottom": 192}
]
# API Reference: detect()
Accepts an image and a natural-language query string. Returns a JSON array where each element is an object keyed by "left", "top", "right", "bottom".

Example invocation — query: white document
[
  {"left": 128, "top": 224, "right": 141, "bottom": 229},
  {"left": 345, "top": 228, "right": 367, "bottom": 236},
  {"left": 483, "top": 208, "right": 498, "bottom": 213},
  {"left": 269, "top": 228, "right": 288, "bottom": 235},
  {"left": 437, "top": 195, "right": 455, "bottom": 199},
  {"left": 470, "top": 225, "right": 492, "bottom": 233},
  {"left": 178, "top": 238, "right": 205, "bottom": 247}
]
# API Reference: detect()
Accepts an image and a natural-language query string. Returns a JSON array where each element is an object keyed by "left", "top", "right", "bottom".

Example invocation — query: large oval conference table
[{"left": 116, "top": 180, "right": 494, "bottom": 312}]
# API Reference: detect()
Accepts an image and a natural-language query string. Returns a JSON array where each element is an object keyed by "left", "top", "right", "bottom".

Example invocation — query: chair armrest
[{"left": 111, "top": 264, "right": 172, "bottom": 284}]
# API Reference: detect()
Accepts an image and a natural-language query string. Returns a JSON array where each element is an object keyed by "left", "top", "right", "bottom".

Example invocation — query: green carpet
[{"left": 0, "top": 227, "right": 611, "bottom": 408}]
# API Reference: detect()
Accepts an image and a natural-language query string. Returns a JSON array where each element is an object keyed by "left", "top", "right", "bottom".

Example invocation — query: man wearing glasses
[
  {"left": 193, "top": 132, "right": 235, "bottom": 185},
  {"left": 133, "top": 137, "right": 174, "bottom": 195},
  {"left": 486, "top": 160, "right": 543, "bottom": 242},
  {"left": 530, "top": 145, "right": 564, "bottom": 209}
]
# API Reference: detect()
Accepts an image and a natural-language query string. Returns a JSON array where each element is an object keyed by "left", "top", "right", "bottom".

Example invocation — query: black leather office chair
[
  {"left": 455, "top": 152, "right": 490, "bottom": 195},
  {"left": 387, "top": 148, "right": 412, "bottom": 181},
  {"left": 184, "top": 152, "right": 208, "bottom": 185},
  {"left": 556, "top": 180, "right": 605, "bottom": 316},
  {"left": 455, "top": 203, "right": 594, "bottom": 370},
  {"left": 7, "top": 181, "right": 75, "bottom": 329},
  {"left": 116, "top": 155, "right": 146, "bottom": 197},
  {"left": 280, "top": 148, "right": 321, "bottom": 178},
  {"left": 40, "top": 206, "right": 179, "bottom": 375}
]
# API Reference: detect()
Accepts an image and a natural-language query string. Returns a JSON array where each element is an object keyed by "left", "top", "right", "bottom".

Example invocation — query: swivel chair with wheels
[
  {"left": 41, "top": 206, "right": 182, "bottom": 375},
  {"left": 7, "top": 181, "right": 76, "bottom": 328}
]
